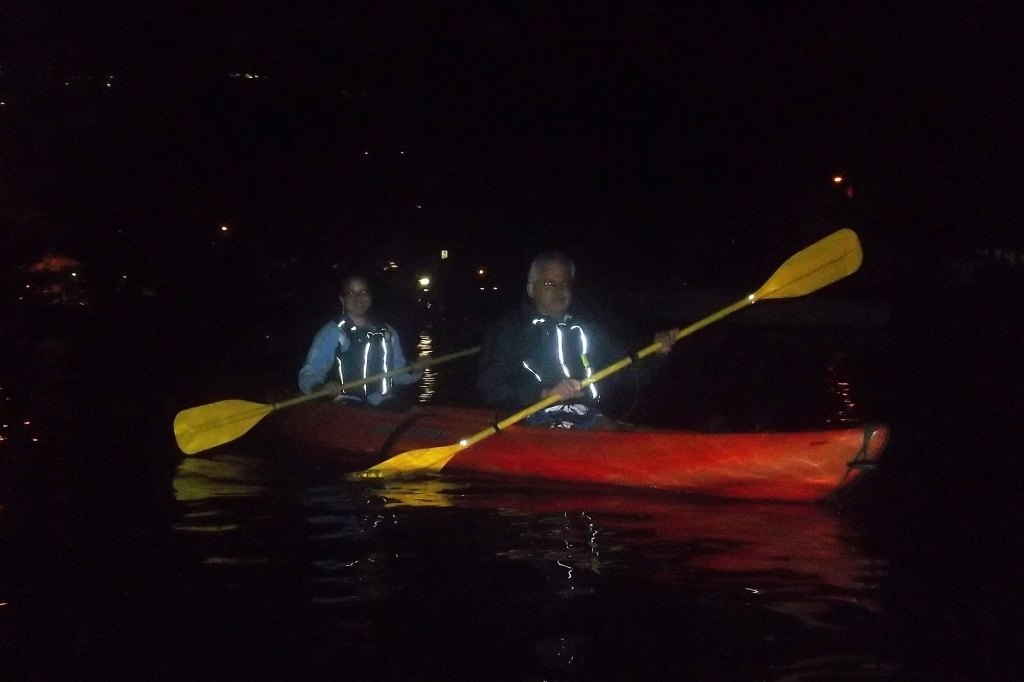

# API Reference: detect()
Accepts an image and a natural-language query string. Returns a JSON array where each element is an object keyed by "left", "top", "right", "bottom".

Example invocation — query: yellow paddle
[
  {"left": 356, "top": 228, "right": 863, "bottom": 477},
  {"left": 173, "top": 346, "right": 481, "bottom": 455}
]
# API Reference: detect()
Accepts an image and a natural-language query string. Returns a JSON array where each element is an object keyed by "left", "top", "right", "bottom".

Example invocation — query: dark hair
[{"left": 339, "top": 271, "right": 372, "bottom": 295}]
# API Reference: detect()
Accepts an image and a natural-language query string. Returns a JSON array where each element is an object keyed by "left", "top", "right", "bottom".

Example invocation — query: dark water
[{"left": 2, "top": 289, "right": 1022, "bottom": 681}]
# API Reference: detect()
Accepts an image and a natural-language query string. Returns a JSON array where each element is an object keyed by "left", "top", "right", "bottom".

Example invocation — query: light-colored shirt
[{"left": 298, "top": 320, "right": 419, "bottom": 404}]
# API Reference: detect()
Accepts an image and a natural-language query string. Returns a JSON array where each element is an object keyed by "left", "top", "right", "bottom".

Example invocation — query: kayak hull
[{"left": 271, "top": 402, "right": 888, "bottom": 502}]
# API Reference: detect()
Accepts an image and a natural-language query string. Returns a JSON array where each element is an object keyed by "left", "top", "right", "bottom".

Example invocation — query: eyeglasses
[
  {"left": 343, "top": 290, "right": 370, "bottom": 297},
  {"left": 540, "top": 280, "right": 572, "bottom": 289}
]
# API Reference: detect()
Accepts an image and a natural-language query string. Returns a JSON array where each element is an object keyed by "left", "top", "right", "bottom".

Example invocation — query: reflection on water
[
  {"left": 416, "top": 332, "right": 436, "bottom": 404},
  {"left": 174, "top": 454, "right": 269, "bottom": 501},
  {"left": 824, "top": 351, "right": 862, "bottom": 426},
  {"left": 169, "top": 456, "right": 897, "bottom": 679},
  {"left": 5, "top": 279, "right": 1019, "bottom": 680}
]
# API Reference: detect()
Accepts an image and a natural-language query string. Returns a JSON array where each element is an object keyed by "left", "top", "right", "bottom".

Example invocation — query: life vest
[
  {"left": 521, "top": 315, "right": 600, "bottom": 402},
  {"left": 332, "top": 318, "right": 392, "bottom": 398}
]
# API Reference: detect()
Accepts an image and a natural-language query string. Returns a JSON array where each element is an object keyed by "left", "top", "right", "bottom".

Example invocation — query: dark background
[
  {"left": 3, "top": 6, "right": 1022, "bottom": 410},
  {"left": 2, "top": 5, "right": 1024, "bottom": 678},
  {"left": 3, "top": 3, "right": 1021, "bottom": 297},
  {"left": 3, "top": 0, "right": 1023, "bottom": 485}
]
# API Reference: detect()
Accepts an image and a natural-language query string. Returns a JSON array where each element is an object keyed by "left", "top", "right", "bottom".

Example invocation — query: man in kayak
[
  {"left": 477, "top": 251, "right": 678, "bottom": 428},
  {"left": 298, "top": 272, "right": 421, "bottom": 407}
]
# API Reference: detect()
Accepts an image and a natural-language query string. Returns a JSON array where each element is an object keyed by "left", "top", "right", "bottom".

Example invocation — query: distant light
[
  {"left": 493, "top": 287, "right": 498, "bottom": 291},
  {"left": 477, "top": 268, "right": 485, "bottom": 275},
  {"left": 440, "top": 249, "right": 448, "bottom": 260},
  {"left": 418, "top": 276, "right": 431, "bottom": 287},
  {"left": 833, "top": 176, "right": 844, "bottom": 184},
  {"left": 416, "top": 205, "right": 422, "bottom": 209},
  {"left": 220, "top": 225, "right": 229, "bottom": 231},
  {"left": 70, "top": 272, "right": 77, "bottom": 277},
  {"left": 364, "top": 151, "right": 369, "bottom": 155}
]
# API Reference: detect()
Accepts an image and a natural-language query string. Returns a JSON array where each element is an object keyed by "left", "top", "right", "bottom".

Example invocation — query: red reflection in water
[{"left": 379, "top": 480, "right": 877, "bottom": 593}]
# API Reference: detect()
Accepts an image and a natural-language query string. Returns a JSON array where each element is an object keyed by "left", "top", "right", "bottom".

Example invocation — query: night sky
[{"left": 2, "top": 3, "right": 1022, "bottom": 300}]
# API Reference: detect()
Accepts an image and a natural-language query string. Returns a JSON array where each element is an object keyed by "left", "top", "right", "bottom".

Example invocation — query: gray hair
[{"left": 527, "top": 251, "right": 576, "bottom": 286}]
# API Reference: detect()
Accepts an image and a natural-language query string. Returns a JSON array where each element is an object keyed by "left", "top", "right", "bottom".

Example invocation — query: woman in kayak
[
  {"left": 298, "top": 272, "right": 421, "bottom": 407},
  {"left": 477, "top": 251, "right": 678, "bottom": 429}
]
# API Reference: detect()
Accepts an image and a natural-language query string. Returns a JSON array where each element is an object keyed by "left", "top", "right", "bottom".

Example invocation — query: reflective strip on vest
[
  {"left": 570, "top": 324, "right": 598, "bottom": 399},
  {"left": 522, "top": 361, "right": 542, "bottom": 382},
  {"left": 365, "top": 330, "right": 389, "bottom": 395},
  {"left": 531, "top": 318, "right": 599, "bottom": 399}
]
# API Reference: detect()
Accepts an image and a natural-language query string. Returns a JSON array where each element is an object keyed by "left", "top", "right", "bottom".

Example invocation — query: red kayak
[{"left": 270, "top": 401, "right": 888, "bottom": 502}]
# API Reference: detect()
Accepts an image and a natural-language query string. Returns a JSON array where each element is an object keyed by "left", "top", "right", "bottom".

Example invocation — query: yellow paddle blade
[
  {"left": 754, "top": 228, "right": 862, "bottom": 300},
  {"left": 355, "top": 443, "right": 465, "bottom": 477},
  {"left": 173, "top": 399, "right": 273, "bottom": 455}
]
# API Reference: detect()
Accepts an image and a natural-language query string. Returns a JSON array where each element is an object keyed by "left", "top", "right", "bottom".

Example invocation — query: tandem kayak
[{"left": 269, "top": 401, "right": 889, "bottom": 502}]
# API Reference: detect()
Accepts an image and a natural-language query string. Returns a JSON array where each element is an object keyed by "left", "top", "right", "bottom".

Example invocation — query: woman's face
[{"left": 340, "top": 277, "right": 372, "bottom": 318}]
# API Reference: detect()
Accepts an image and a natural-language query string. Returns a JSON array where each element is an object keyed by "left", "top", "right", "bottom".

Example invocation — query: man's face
[{"left": 529, "top": 260, "right": 573, "bottom": 318}]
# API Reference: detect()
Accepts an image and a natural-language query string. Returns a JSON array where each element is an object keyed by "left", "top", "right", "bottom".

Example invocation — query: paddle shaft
[
  {"left": 273, "top": 345, "right": 481, "bottom": 411},
  {"left": 174, "top": 345, "right": 480, "bottom": 454},
  {"left": 451, "top": 297, "right": 753, "bottom": 450}
]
